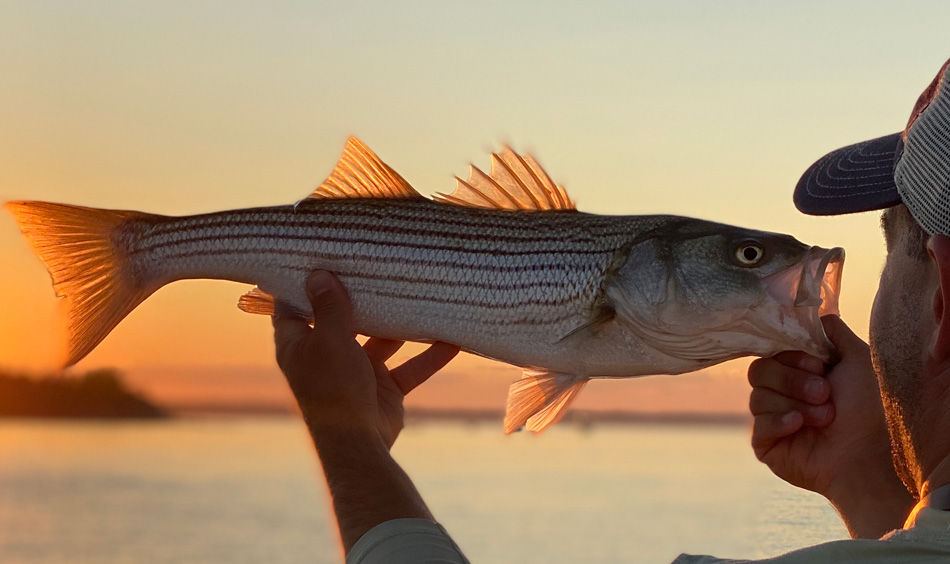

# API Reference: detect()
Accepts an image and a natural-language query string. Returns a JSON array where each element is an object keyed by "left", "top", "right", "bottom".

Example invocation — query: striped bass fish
[{"left": 6, "top": 137, "right": 844, "bottom": 433}]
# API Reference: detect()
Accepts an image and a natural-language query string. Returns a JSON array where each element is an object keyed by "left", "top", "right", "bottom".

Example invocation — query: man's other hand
[{"left": 748, "top": 315, "right": 914, "bottom": 538}]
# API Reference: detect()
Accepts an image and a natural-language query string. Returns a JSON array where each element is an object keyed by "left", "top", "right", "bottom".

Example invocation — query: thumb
[
  {"left": 306, "top": 271, "right": 355, "bottom": 339},
  {"left": 821, "top": 314, "right": 868, "bottom": 355}
]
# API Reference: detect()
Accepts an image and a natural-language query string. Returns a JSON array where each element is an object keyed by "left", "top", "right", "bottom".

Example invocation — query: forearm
[
  {"left": 825, "top": 462, "right": 916, "bottom": 539},
  {"left": 309, "top": 425, "right": 434, "bottom": 554}
]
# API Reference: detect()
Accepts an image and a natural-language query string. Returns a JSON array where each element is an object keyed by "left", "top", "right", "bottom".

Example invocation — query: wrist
[
  {"left": 306, "top": 418, "right": 384, "bottom": 451},
  {"left": 306, "top": 418, "right": 433, "bottom": 553},
  {"left": 295, "top": 397, "right": 379, "bottom": 440}
]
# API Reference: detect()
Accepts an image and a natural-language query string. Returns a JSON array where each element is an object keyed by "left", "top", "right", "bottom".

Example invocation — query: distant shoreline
[
  {"left": 0, "top": 369, "right": 749, "bottom": 425},
  {"left": 165, "top": 404, "right": 750, "bottom": 426},
  {"left": 404, "top": 408, "right": 749, "bottom": 426},
  {"left": 0, "top": 370, "right": 167, "bottom": 419}
]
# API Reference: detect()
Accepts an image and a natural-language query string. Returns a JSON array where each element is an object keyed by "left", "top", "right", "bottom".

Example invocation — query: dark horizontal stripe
[
  {"left": 144, "top": 216, "right": 610, "bottom": 245},
  {"left": 139, "top": 201, "right": 641, "bottom": 241},
  {"left": 157, "top": 249, "right": 606, "bottom": 272},
  {"left": 134, "top": 214, "right": 627, "bottom": 254},
  {"left": 361, "top": 287, "right": 584, "bottom": 310},
  {"left": 153, "top": 245, "right": 610, "bottom": 274},
  {"left": 132, "top": 230, "right": 620, "bottom": 258},
  {"left": 311, "top": 266, "right": 596, "bottom": 294}
]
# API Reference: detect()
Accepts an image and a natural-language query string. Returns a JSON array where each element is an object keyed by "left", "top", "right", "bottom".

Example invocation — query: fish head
[{"left": 608, "top": 221, "right": 844, "bottom": 364}]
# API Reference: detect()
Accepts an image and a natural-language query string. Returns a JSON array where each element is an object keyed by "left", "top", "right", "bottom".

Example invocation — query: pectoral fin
[
  {"left": 556, "top": 305, "right": 615, "bottom": 345},
  {"left": 504, "top": 370, "right": 589, "bottom": 434}
]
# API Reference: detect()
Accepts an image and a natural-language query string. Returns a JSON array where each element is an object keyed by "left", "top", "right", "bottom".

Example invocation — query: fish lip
[{"left": 763, "top": 246, "right": 846, "bottom": 361}]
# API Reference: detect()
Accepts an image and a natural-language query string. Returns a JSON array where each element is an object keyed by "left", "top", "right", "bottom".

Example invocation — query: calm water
[{"left": 0, "top": 419, "right": 848, "bottom": 564}]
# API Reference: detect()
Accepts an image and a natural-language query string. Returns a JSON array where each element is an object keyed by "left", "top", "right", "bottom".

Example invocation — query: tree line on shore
[{"left": 0, "top": 368, "right": 166, "bottom": 418}]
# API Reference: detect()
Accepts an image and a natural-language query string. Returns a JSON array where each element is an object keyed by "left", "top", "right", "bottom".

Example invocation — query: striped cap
[{"left": 795, "top": 59, "right": 950, "bottom": 235}]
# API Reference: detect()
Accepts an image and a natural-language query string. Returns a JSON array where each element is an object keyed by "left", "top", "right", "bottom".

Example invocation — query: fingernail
[
  {"left": 782, "top": 412, "right": 799, "bottom": 426},
  {"left": 805, "top": 378, "right": 826, "bottom": 401},
  {"left": 306, "top": 271, "right": 332, "bottom": 299}
]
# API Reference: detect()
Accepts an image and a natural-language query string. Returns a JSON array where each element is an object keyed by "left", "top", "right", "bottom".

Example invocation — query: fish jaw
[
  {"left": 602, "top": 244, "right": 847, "bottom": 368},
  {"left": 760, "top": 246, "right": 846, "bottom": 361}
]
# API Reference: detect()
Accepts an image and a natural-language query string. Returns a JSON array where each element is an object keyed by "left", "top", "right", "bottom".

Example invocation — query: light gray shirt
[{"left": 347, "top": 491, "right": 950, "bottom": 564}]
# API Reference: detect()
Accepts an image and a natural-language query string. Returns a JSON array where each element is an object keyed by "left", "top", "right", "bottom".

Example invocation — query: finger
[
  {"left": 821, "top": 315, "right": 869, "bottom": 356},
  {"left": 363, "top": 338, "right": 404, "bottom": 365},
  {"left": 305, "top": 271, "right": 356, "bottom": 341},
  {"left": 390, "top": 342, "right": 461, "bottom": 394},
  {"left": 770, "top": 351, "right": 826, "bottom": 375},
  {"left": 273, "top": 316, "right": 311, "bottom": 369},
  {"left": 751, "top": 411, "right": 804, "bottom": 460},
  {"left": 749, "top": 388, "right": 835, "bottom": 425},
  {"left": 748, "top": 358, "right": 830, "bottom": 404}
]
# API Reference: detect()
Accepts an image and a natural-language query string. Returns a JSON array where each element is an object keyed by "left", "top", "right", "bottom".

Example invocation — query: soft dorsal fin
[
  {"left": 305, "top": 137, "right": 424, "bottom": 201},
  {"left": 434, "top": 147, "right": 576, "bottom": 211}
]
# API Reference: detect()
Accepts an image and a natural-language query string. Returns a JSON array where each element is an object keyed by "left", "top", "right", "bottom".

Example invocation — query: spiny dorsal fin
[
  {"left": 306, "top": 137, "right": 424, "bottom": 201},
  {"left": 434, "top": 147, "right": 576, "bottom": 211}
]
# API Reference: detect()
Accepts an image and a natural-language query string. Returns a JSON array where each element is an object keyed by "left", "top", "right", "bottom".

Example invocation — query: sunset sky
[{"left": 2, "top": 2, "right": 950, "bottom": 414}]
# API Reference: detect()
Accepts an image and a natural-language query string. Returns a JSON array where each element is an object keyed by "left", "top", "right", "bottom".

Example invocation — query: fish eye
[{"left": 734, "top": 242, "right": 765, "bottom": 266}]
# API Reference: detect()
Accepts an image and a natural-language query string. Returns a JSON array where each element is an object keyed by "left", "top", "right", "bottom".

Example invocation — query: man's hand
[
  {"left": 273, "top": 271, "right": 459, "bottom": 449},
  {"left": 748, "top": 315, "right": 915, "bottom": 539},
  {"left": 272, "top": 271, "right": 461, "bottom": 554}
]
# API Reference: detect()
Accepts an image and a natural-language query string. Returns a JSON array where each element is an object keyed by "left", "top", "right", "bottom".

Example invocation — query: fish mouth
[{"left": 763, "top": 246, "right": 846, "bottom": 361}]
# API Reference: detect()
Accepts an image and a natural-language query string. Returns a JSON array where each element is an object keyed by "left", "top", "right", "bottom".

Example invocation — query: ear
[{"left": 928, "top": 234, "right": 950, "bottom": 362}]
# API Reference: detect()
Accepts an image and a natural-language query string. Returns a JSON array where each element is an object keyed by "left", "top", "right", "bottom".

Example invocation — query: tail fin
[{"left": 6, "top": 201, "right": 151, "bottom": 367}]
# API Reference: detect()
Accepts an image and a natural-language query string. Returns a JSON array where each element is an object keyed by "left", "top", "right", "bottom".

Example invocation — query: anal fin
[{"left": 504, "top": 370, "right": 588, "bottom": 434}]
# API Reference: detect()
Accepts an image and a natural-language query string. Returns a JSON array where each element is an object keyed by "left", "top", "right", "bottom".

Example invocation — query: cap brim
[{"left": 794, "top": 132, "right": 903, "bottom": 215}]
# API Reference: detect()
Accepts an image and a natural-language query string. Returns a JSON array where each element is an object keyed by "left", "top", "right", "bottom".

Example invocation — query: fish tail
[{"left": 6, "top": 201, "right": 154, "bottom": 367}]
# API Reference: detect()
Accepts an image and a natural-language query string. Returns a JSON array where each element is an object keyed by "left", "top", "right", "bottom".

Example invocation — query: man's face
[{"left": 869, "top": 205, "right": 936, "bottom": 493}]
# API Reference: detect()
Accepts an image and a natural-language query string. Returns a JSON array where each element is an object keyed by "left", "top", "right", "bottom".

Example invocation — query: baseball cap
[{"left": 794, "top": 59, "right": 950, "bottom": 235}]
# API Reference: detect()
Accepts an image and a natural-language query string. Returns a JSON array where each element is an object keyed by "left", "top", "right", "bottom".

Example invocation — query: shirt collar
[{"left": 904, "top": 484, "right": 950, "bottom": 529}]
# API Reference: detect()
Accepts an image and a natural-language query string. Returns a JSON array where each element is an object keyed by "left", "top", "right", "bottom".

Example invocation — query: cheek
[
  {"left": 870, "top": 273, "right": 892, "bottom": 347},
  {"left": 869, "top": 287, "right": 887, "bottom": 361},
  {"left": 869, "top": 261, "right": 904, "bottom": 364}
]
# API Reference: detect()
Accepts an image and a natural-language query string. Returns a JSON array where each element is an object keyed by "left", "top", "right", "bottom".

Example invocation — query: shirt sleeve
[
  {"left": 672, "top": 535, "right": 950, "bottom": 564},
  {"left": 671, "top": 555, "right": 750, "bottom": 564},
  {"left": 346, "top": 518, "right": 470, "bottom": 564}
]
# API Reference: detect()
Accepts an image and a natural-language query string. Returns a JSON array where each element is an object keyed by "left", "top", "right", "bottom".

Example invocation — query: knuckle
[
  {"left": 748, "top": 358, "right": 770, "bottom": 385},
  {"left": 748, "top": 388, "right": 773, "bottom": 415},
  {"left": 780, "top": 369, "right": 800, "bottom": 394},
  {"left": 748, "top": 389, "right": 762, "bottom": 413}
]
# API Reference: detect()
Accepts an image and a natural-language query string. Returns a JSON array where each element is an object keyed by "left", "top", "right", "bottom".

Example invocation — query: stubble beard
[{"left": 870, "top": 290, "right": 925, "bottom": 499}]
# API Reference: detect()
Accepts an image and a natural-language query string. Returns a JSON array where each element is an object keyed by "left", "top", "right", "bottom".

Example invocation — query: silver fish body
[{"left": 7, "top": 138, "right": 845, "bottom": 432}]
